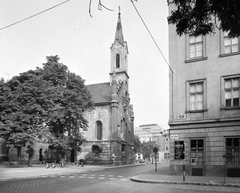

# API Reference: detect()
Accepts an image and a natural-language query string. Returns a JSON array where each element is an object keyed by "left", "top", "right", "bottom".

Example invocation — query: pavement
[
  {"left": 0, "top": 162, "right": 240, "bottom": 188},
  {"left": 130, "top": 162, "right": 240, "bottom": 188}
]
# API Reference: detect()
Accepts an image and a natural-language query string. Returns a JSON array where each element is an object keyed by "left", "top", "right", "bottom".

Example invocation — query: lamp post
[{"left": 153, "top": 147, "right": 159, "bottom": 172}]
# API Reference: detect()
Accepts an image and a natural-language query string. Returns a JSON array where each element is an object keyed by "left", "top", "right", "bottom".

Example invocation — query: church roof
[{"left": 86, "top": 82, "right": 112, "bottom": 105}]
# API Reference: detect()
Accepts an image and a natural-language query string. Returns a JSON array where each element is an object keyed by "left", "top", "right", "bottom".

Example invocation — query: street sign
[{"left": 170, "top": 134, "right": 179, "bottom": 140}]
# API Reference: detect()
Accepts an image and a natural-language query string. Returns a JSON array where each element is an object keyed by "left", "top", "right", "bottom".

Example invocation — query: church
[
  {"left": 0, "top": 12, "right": 135, "bottom": 166},
  {"left": 77, "top": 11, "right": 135, "bottom": 165}
]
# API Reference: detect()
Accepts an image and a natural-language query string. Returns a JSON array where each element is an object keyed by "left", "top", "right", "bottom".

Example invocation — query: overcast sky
[{"left": 0, "top": 0, "right": 169, "bottom": 129}]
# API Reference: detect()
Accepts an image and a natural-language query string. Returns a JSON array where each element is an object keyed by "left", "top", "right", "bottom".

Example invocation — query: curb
[
  {"left": 130, "top": 177, "right": 240, "bottom": 188},
  {"left": 104, "top": 163, "right": 145, "bottom": 169}
]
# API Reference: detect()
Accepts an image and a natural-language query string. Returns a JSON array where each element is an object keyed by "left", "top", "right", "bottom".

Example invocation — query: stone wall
[{"left": 170, "top": 125, "right": 240, "bottom": 176}]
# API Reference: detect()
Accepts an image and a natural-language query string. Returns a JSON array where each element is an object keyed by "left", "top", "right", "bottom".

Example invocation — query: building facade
[
  {"left": 78, "top": 12, "right": 135, "bottom": 165},
  {"left": 168, "top": 5, "right": 240, "bottom": 176},
  {"left": 134, "top": 124, "right": 169, "bottom": 162}
]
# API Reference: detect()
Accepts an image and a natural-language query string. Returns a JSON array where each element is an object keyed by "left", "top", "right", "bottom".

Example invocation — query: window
[
  {"left": 186, "top": 79, "right": 207, "bottom": 113},
  {"left": 224, "top": 78, "right": 240, "bottom": 107},
  {"left": 190, "top": 82, "right": 204, "bottom": 110},
  {"left": 96, "top": 121, "right": 102, "bottom": 140},
  {"left": 226, "top": 137, "right": 240, "bottom": 166},
  {"left": 189, "top": 35, "right": 203, "bottom": 59},
  {"left": 185, "top": 34, "right": 207, "bottom": 62},
  {"left": 224, "top": 32, "right": 239, "bottom": 54},
  {"left": 165, "top": 146, "right": 169, "bottom": 151},
  {"left": 17, "top": 146, "right": 21, "bottom": 157},
  {"left": 116, "top": 53, "right": 120, "bottom": 68},
  {"left": 164, "top": 153, "right": 170, "bottom": 159},
  {"left": 190, "top": 139, "right": 204, "bottom": 165},
  {"left": 220, "top": 31, "right": 240, "bottom": 57},
  {"left": 165, "top": 137, "right": 169, "bottom": 142}
]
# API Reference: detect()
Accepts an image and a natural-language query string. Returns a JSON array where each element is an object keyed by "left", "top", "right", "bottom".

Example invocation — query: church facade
[{"left": 77, "top": 12, "right": 135, "bottom": 165}]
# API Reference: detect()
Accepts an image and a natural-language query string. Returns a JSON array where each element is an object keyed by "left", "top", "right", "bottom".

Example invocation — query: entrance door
[
  {"left": 190, "top": 139, "right": 204, "bottom": 176},
  {"left": 71, "top": 149, "right": 75, "bottom": 163},
  {"left": 225, "top": 137, "right": 240, "bottom": 177}
]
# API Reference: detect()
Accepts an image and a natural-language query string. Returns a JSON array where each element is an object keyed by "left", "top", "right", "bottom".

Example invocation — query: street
[{"left": 0, "top": 164, "right": 239, "bottom": 193}]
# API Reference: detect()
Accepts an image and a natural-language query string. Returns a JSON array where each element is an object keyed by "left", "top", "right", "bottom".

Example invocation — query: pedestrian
[
  {"left": 60, "top": 158, "right": 65, "bottom": 168},
  {"left": 46, "top": 163, "right": 50, "bottom": 169},
  {"left": 52, "top": 162, "right": 56, "bottom": 168},
  {"left": 77, "top": 159, "right": 84, "bottom": 167}
]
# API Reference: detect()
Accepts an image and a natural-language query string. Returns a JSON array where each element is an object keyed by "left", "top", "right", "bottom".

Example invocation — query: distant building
[
  {"left": 135, "top": 124, "right": 169, "bottom": 162},
  {"left": 168, "top": 5, "right": 240, "bottom": 176}
]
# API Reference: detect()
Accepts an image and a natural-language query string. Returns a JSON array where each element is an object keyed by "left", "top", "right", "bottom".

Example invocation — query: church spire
[{"left": 114, "top": 6, "right": 124, "bottom": 44}]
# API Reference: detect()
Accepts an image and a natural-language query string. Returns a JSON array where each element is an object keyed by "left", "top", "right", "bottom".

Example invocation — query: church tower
[
  {"left": 109, "top": 10, "right": 134, "bottom": 165},
  {"left": 110, "top": 9, "right": 129, "bottom": 89}
]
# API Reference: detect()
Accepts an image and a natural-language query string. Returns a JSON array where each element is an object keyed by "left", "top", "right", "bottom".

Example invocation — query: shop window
[
  {"left": 190, "top": 139, "right": 204, "bottom": 166},
  {"left": 225, "top": 137, "right": 240, "bottom": 166}
]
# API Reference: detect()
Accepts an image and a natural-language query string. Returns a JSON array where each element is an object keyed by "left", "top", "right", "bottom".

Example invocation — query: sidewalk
[{"left": 131, "top": 163, "right": 240, "bottom": 188}]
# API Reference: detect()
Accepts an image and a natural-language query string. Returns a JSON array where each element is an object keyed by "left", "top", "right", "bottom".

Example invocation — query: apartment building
[{"left": 168, "top": 6, "right": 240, "bottom": 176}]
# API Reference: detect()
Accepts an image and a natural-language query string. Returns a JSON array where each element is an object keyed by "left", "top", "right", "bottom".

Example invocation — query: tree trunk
[{"left": 28, "top": 154, "right": 33, "bottom": 167}]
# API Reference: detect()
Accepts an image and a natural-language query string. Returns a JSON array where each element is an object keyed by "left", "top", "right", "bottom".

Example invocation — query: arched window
[
  {"left": 96, "top": 121, "right": 102, "bottom": 140},
  {"left": 116, "top": 54, "right": 120, "bottom": 68},
  {"left": 39, "top": 148, "right": 43, "bottom": 162}
]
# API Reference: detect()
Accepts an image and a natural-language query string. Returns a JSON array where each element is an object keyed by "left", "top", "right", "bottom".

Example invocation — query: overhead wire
[
  {"left": 0, "top": 0, "right": 70, "bottom": 31},
  {"left": 130, "top": 0, "right": 173, "bottom": 73}
]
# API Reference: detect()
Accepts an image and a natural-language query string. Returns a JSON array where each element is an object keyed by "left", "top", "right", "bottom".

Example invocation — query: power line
[
  {"left": 0, "top": 0, "right": 70, "bottom": 31},
  {"left": 130, "top": 0, "right": 173, "bottom": 74}
]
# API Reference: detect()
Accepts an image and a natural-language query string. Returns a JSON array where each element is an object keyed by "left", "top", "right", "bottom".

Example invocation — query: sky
[{"left": 0, "top": 0, "right": 170, "bottom": 129}]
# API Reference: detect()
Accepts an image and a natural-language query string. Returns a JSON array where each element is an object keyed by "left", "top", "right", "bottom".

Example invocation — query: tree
[
  {"left": 168, "top": 0, "right": 240, "bottom": 38},
  {"left": 0, "top": 70, "right": 51, "bottom": 166},
  {"left": 41, "top": 56, "right": 94, "bottom": 160},
  {"left": 140, "top": 141, "right": 158, "bottom": 160},
  {"left": 0, "top": 55, "right": 94, "bottom": 165},
  {"left": 133, "top": 135, "right": 141, "bottom": 153}
]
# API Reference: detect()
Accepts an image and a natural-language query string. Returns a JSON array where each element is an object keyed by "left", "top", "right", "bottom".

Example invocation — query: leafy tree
[
  {"left": 133, "top": 135, "right": 141, "bottom": 153},
  {"left": 140, "top": 141, "right": 158, "bottom": 160},
  {"left": 0, "top": 55, "right": 94, "bottom": 165},
  {"left": 0, "top": 71, "right": 51, "bottom": 166},
  {"left": 41, "top": 56, "right": 94, "bottom": 160},
  {"left": 168, "top": 0, "right": 240, "bottom": 38}
]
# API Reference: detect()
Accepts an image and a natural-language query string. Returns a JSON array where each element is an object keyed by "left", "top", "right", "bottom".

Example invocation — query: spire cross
[{"left": 118, "top": 6, "right": 121, "bottom": 15}]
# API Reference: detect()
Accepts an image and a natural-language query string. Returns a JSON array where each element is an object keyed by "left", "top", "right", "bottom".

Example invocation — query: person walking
[{"left": 60, "top": 158, "right": 65, "bottom": 168}]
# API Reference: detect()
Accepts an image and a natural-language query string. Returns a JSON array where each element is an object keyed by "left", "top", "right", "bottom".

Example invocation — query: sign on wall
[
  {"left": 174, "top": 140, "right": 185, "bottom": 159},
  {"left": 170, "top": 134, "right": 179, "bottom": 140}
]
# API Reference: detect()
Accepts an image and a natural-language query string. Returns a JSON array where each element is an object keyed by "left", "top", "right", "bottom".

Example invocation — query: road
[{"left": 0, "top": 164, "right": 239, "bottom": 193}]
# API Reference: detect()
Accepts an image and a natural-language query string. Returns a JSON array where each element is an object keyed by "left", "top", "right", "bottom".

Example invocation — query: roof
[{"left": 86, "top": 82, "right": 112, "bottom": 105}]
